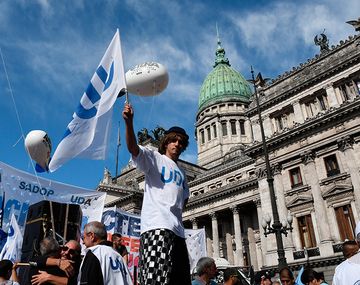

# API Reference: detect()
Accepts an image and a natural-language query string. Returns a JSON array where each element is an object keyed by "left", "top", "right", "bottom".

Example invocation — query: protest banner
[
  {"left": 0, "top": 161, "right": 106, "bottom": 234},
  {"left": 102, "top": 207, "right": 206, "bottom": 280}
]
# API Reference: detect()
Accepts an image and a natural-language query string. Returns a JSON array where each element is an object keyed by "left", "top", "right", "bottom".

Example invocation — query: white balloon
[
  {"left": 24, "top": 130, "right": 52, "bottom": 171},
  {"left": 125, "top": 62, "right": 169, "bottom": 96}
]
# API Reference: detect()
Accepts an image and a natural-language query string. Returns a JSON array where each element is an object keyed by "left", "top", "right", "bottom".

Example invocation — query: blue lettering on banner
[
  {"left": 102, "top": 210, "right": 141, "bottom": 237},
  {"left": 70, "top": 195, "right": 92, "bottom": 206},
  {"left": 19, "top": 181, "right": 54, "bottom": 197},
  {"left": 160, "top": 166, "right": 184, "bottom": 187},
  {"left": 3, "top": 199, "right": 29, "bottom": 227}
]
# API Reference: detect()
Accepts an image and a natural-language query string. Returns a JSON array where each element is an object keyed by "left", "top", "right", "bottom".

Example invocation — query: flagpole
[{"left": 115, "top": 122, "right": 121, "bottom": 178}]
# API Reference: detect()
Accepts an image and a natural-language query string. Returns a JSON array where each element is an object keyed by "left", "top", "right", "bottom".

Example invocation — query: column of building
[
  {"left": 230, "top": 206, "right": 244, "bottom": 266},
  {"left": 324, "top": 84, "right": 340, "bottom": 108},
  {"left": 254, "top": 198, "right": 265, "bottom": 269},
  {"left": 292, "top": 100, "right": 305, "bottom": 124},
  {"left": 272, "top": 163, "right": 295, "bottom": 254},
  {"left": 301, "top": 151, "right": 333, "bottom": 255},
  {"left": 210, "top": 212, "right": 220, "bottom": 258},
  {"left": 338, "top": 136, "right": 360, "bottom": 215}
]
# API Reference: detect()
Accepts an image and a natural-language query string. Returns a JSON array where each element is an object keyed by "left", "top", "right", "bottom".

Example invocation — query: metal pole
[{"left": 251, "top": 67, "right": 287, "bottom": 269}]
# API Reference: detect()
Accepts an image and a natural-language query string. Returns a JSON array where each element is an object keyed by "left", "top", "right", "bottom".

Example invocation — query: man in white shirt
[
  {"left": 332, "top": 221, "right": 360, "bottom": 285},
  {"left": 78, "top": 221, "right": 133, "bottom": 285},
  {"left": 123, "top": 103, "right": 191, "bottom": 285}
]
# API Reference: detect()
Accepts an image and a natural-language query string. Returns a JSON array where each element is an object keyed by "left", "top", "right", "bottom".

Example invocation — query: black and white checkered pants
[{"left": 139, "top": 228, "right": 191, "bottom": 285}]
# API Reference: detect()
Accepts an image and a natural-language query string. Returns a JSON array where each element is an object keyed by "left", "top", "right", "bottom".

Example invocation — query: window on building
[
  {"left": 316, "top": 94, "right": 329, "bottom": 111},
  {"left": 298, "top": 215, "right": 317, "bottom": 248},
  {"left": 222, "top": 121, "right": 228, "bottom": 136},
  {"left": 339, "top": 84, "right": 352, "bottom": 101},
  {"left": 240, "top": 120, "right": 245, "bottom": 135},
  {"left": 274, "top": 114, "right": 288, "bottom": 131},
  {"left": 206, "top": 127, "right": 211, "bottom": 141},
  {"left": 324, "top": 154, "right": 340, "bottom": 177},
  {"left": 355, "top": 78, "right": 360, "bottom": 95},
  {"left": 335, "top": 204, "right": 356, "bottom": 241},
  {"left": 212, "top": 124, "right": 217, "bottom": 138},
  {"left": 305, "top": 102, "right": 316, "bottom": 117},
  {"left": 289, "top": 167, "right": 303, "bottom": 188},
  {"left": 200, "top": 130, "right": 205, "bottom": 144},
  {"left": 230, "top": 121, "right": 237, "bottom": 135}
]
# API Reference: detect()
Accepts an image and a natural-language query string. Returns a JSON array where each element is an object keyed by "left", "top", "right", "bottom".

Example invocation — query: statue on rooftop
[{"left": 314, "top": 32, "right": 330, "bottom": 53}]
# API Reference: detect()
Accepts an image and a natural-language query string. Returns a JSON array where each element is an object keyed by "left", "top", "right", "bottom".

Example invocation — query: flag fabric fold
[
  {"left": 49, "top": 29, "right": 126, "bottom": 172},
  {"left": 0, "top": 214, "right": 23, "bottom": 262}
]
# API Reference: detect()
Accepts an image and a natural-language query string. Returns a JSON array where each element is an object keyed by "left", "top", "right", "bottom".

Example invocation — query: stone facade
[{"left": 97, "top": 33, "right": 360, "bottom": 279}]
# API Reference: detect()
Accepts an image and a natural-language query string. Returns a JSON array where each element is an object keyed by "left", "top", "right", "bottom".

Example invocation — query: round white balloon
[
  {"left": 125, "top": 62, "right": 169, "bottom": 96},
  {"left": 24, "top": 130, "right": 52, "bottom": 171}
]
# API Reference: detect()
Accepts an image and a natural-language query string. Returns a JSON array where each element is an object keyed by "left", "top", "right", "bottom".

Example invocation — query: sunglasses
[{"left": 60, "top": 246, "right": 77, "bottom": 255}]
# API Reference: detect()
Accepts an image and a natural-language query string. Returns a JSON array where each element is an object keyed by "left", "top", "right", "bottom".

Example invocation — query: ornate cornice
[
  {"left": 246, "top": 35, "right": 360, "bottom": 115},
  {"left": 189, "top": 156, "right": 254, "bottom": 187},
  {"left": 301, "top": 150, "right": 316, "bottom": 165},
  {"left": 245, "top": 94, "right": 360, "bottom": 158},
  {"left": 186, "top": 178, "right": 258, "bottom": 208},
  {"left": 337, "top": 135, "right": 354, "bottom": 152}
]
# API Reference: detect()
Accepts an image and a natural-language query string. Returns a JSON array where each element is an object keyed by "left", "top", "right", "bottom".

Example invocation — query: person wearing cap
[
  {"left": 254, "top": 270, "right": 272, "bottom": 285},
  {"left": 332, "top": 221, "right": 360, "bottom": 285},
  {"left": 223, "top": 267, "right": 242, "bottom": 285},
  {"left": 0, "top": 259, "right": 20, "bottom": 285},
  {"left": 123, "top": 103, "right": 191, "bottom": 285}
]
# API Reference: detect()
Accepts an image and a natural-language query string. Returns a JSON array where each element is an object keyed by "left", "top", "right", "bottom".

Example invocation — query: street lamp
[
  {"left": 249, "top": 67, "right": 292, "bottom": 269},
  {"left": 262, "top": 212, "right": 293, "bottom": 237}
]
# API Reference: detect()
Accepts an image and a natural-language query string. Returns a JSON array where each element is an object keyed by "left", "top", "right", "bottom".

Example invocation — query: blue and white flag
[
  {"left": 0, "top": 214, "right": 23, "bottom": 262},
  {"left": 49, "top": 29, "right": 126, "bottom": 172}
]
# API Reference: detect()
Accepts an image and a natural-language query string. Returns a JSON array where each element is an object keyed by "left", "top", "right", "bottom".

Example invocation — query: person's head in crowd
[
  {"left": 0, "top": 259, "right": 13, "bottom": 281},
  {"left": 83, "top": 221, "right": 107, "bottom": 248},
  {"left": 158, "top": 126, "right": 189, "bottom": 160},
  {"left": 279, "top": 267, "right": 294, "bottom": 285},
  {"left": 314, "top": 271, "right": 326, "bottom": 284},
  {"left": 60, "top": 239, "right": 81, "bottom": 261},
  {"left": 195, "top": 257, "right": 218, "bottom": 282},
  {"left": 40, "top": 236, "right": 60, "bottom": 257},
  {"left": 223, "top": 267, "right": 242, "bottom": 285},
  {"left": 342, "top": 240, "right": 359, "bottom": 259},
  {"left": 254, "top": 270, "right": 272, "bottom": 285},
  {"left": 301, "top": 268, "right": 320, "bottom": 285},
  {"left": 112, "top": 233, "right": 124, "bottom": 251},
  {"left": 272, "top": 281, "right": 281, "bottom": 285}
]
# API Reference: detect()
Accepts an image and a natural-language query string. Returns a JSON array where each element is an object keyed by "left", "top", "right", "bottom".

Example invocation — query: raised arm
[{"left": 122, "top": 103, "right": 140, "bottom": 157}]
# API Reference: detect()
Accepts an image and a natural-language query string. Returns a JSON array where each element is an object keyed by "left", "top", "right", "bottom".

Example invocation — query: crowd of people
[
  {"left": 0, "top": 104, "right": 359, "bottom": 285},
  {"left": 0, "top": 222, "right": 133, "bottom": 285}
]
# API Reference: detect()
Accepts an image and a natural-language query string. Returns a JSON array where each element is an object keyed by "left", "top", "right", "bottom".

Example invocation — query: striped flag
[{"left": 49, "top": 29, "right": 126, "bottom": 172}]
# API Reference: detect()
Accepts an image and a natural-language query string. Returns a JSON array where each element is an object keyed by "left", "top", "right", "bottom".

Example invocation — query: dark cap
[
  {"left": 224, "top": 268, "right": 242, "bottom": 282},
  {"left": 0, "top": 259, "right": 13, "bottom": 277},
  {"left": 254, "top": 270, "right": 272, "bottom": 283},
  {"left": 164, "top": 126, "right": 189, "bottom": 140}
]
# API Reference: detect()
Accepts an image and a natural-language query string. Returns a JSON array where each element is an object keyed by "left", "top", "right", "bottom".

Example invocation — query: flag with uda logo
[
  {"left": 0, "top": 214, "right": 23, "bottom": 263},
  {"left": 49, "top": 29, "right": 126, "bottom": 172}
]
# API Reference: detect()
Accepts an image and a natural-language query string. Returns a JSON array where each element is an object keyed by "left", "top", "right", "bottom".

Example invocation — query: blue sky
[{"left": 0, "top": 0, "right": 359, "bottom": 190}]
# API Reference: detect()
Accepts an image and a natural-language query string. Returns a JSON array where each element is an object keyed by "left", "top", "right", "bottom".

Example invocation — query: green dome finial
[
  {"left": 214, "top": 23, "right": 230, "bottom": 67},
  {"left": 197, "top": 26, "right": 252, "bottom": 112}
]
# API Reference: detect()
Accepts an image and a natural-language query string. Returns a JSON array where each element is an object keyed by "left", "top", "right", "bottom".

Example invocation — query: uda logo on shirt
[
  {"left": 161, "top": 166, "right": 184, "bottom": 188},
  {"left": 109, "top": 256, "right": 127, "bottom": 276}
]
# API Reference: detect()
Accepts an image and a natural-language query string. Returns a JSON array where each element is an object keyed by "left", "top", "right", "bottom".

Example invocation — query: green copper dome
[{"left": 198, "top": 40, "right": 252, "bottom": 112}]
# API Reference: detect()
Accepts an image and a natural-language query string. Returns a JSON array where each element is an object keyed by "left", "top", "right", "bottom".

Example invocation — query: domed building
[
  {"left": 196, "top": 38, "right": 252, "bottom": 168},
  {"left": 98, "top": 24, "right": 360, "bottom": 281}
]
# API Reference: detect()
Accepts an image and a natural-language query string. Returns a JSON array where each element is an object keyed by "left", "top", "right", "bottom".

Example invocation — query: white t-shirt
[
  {"left": 332, "top": 253, "right": 360, "bottom": 285},
  {"left": 79, "top": 244, "right": 133, "bottom": 285},
  {"left": 132, "top": 146, "right": 189, "bottom": 238}
]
